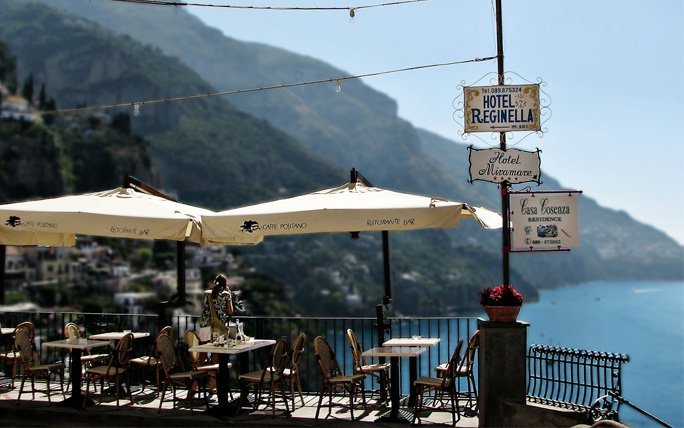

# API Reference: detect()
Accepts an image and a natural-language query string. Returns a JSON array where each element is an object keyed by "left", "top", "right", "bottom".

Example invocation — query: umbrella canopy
[
  {"left": 202, "top": 181, "right": 502, "bottom": 244},
  {"left": 0, "top": 187, "right": 215, "bottom": 246}
]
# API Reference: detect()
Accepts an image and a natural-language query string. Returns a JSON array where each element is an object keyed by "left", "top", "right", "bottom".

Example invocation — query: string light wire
[
  {"left": 112, "top": 0, "right": 427, "bottom": 13},
  {"left": 47, "top": 56, "right": 497, "bottom": 115}
]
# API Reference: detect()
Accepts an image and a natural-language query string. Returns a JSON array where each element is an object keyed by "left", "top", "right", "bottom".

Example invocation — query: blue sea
[
  {"left": 515, "top": 280, "right": 684, "bottom": 428},
  {"left": 336, "top": 280, "right": 683, "bottom": 426}
]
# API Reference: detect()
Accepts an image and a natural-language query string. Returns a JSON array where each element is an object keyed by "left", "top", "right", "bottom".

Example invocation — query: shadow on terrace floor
[{"left": 0, "top": 382, "right": 479, "bottom": 427}]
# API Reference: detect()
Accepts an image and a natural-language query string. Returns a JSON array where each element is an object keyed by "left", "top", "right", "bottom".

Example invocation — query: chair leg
[
  {"left": 185, "top": 380, "right": 192, "bottom": 415},
  {"left": 327, "top": 388, "right": 333, "bottom": 418},
  {"left": 46, "top": 372, "right": 52, "bottom": 403},
  {"left": 83, "top": 376, "right": 91, "bottom": 409},
  {"left": 17, "top": 374, "right": 27, "bottom": 402},
  {"left": 270, "top": 380, "right": 276, "bottom": 417},
  {"left": 349, "top": 383, "right": 356, "bottom": 421},
  {"left": 469, "top": 372, "right": 478, "bottom": 409},
  {"left": 11, "top": 357, "right": 18, "bottom": 389},
  {"left": 59, "top": 369, "right": 66, "bottom": 400},
  {"left": 289, "top": 377, "right": 295, "bottom": 411},
  {"left": 157, "top": 383, "right": 167, "bottom": 413},
  {"left": 315, "top": 389, "right": 325, "bottom": 420},
  {"left": 412, "top": 385, "right": 423, "bottom": 425},
  {"left": 296, "top": 373, "right": 305, "bottom": 406},
  {"left": 31, "top": 373, "right": 36, "bottom": 400},
  {"left": 361, "top": 381, "right": 367, "bottom": 411},
  {"left": 203, "top": 377, "right": 210, "bottom": 410},
  {"left": 127, "top": 372, "right": 133, "bottom": 406},
  {"left": 281, "top": 377, "right": 290, "bottom": 415}
]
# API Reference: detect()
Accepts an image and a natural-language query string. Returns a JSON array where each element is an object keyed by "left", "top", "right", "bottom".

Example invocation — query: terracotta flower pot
[{"left": 484, "top": 305, "right": 521, "bottom": 322}]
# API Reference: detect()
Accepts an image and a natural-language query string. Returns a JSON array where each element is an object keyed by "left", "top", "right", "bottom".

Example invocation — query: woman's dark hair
[{"left": 212, "top": 274, "right": 229, "bottom": 298}]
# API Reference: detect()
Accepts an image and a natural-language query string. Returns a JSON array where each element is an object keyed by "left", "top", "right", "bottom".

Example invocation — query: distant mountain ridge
[
  {"left": 34, "top": 0, "right": 681, "bottom": 284},
  {"left": 0, "top": 0, "right": 681, "bottom": 315}
]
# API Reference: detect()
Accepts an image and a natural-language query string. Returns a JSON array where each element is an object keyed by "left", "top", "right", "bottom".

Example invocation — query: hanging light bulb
[
  {"left": 132, "top": 102, "right": 141, "bottom": 116},
  {"left": 349, "top": 8, "right": 356, "bottom": 18},
  {"left": 335, "top": 80, "right": 342, "bottom": 93}
]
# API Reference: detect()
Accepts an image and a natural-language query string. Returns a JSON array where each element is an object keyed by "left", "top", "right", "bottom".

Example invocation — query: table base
[
  {"left": 207, "top": 393, "right": 291, "bottom": 418},
  {"left": 374, "top": 407, "right": 414, "bottom": 424},
  {"left": 55, "top": 394, "right": 96, "bottom": 409}
]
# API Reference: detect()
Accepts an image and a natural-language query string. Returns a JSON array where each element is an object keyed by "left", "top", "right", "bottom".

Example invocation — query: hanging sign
[
  {"left": 468, "top": 146, "right": 541, "bottom": 184},
  {"left": 510, "top": 191, "right": 580, "bottom": 250},
  {"left": 464, "top": 84, "right": 540, "bottom": 133}
]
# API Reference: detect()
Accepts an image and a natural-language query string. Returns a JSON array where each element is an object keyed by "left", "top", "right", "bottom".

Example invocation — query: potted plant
[{"left": 480, "top": 284, "right": 523, "bottom": 322}]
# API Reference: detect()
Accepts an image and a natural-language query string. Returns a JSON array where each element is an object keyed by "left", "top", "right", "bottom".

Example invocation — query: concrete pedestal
[{"left": 477, "top": 318, "right": 529, "bottom": 428}]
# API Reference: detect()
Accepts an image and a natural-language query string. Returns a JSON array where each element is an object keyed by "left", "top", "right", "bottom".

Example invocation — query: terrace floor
[{"left": 0, "top": 380, "right": 480, "bottom": 427}]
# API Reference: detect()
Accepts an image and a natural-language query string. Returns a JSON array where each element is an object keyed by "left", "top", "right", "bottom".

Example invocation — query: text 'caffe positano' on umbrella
[
  {"left": 0, "top": 187, "right": 215, "bottom": 247},
  {"left": 201, "top": 180, "right": 502, "bottom": 245}
]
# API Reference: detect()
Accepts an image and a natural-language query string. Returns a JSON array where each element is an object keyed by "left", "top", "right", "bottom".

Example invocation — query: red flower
[{"left": 480, "top": 284, "right": 523, "bottom": 306}]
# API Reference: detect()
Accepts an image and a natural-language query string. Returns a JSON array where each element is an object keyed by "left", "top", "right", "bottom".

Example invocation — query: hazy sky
[{"left": 190, "top": 0, "right": 684, "bottom": 245}]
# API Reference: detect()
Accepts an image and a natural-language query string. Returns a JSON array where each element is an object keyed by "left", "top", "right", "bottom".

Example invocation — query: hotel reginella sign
[
  {"left": 464, "top": 84, "right": 540, "bottom": 133},
  {"left": 510, "top": 192, "right": 580, "bottom": 250}
]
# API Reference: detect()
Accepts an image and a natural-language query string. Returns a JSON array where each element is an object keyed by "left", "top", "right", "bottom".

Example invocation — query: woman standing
[{"left": 198, "top": 274, "right": 234, "bottom": 341}]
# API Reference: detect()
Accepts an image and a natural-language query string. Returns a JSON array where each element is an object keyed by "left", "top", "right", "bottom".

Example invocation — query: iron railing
[
  {"left": 0, "top": 311, "right": 478, "bottom": 395},
  {"left": 526, "top": 344, "right": 629, "bottom": 417}
]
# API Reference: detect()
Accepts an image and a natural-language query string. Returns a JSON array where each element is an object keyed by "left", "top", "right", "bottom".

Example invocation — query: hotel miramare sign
[
  {"left": 464, "top": 84, "right": 540, "bottom": 133},
  {"left": 468, "top": 146, "right": 541, "bottom": 185}
]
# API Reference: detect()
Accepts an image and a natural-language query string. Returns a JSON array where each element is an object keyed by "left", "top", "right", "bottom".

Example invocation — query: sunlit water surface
[{"left": 517, "top": 280, "right": 684, "bottom": 427}]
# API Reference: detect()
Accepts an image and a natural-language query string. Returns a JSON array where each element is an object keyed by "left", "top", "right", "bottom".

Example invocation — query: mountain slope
[
  {"left": 32, "top": 0, "right": 683, "bottom": 284},
  {"left": 23, "top": 0, "right": 470, "bottom": 200},
  {"left": 0, "top": 1, "right": 343, "bottom": 210}
]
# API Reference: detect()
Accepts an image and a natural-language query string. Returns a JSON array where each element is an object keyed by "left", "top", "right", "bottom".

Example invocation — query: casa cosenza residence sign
[
  {"left": 464, "top": 84, "right": 540, "bottom": 133},
  {"left": 468, "top": 146, "right": 541, "bottom": 184},
  {"left": 510, "top": 192, "right": 580, "bottom": 250}
]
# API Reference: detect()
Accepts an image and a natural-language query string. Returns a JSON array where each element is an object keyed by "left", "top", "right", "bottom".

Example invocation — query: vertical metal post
[
  {"left": 0, "top": 244, "right": 5, "bottom": 305},
  {"left": 382, "top": 230, "right": 392, "bottom": 305},
  {"left": 176, "top": 241, "right": 186, "bottom": 303},
  {"left": 495, "top": 0, "right": 511, "bottom": 287}
]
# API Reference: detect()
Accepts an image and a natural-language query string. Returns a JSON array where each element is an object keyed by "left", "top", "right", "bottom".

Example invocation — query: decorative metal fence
[
  {"left": 526, "top": 344, "right": 630, "bottom": 417},
  {"left": 0, "top": 310, "right": 478, "bottom": 396}
]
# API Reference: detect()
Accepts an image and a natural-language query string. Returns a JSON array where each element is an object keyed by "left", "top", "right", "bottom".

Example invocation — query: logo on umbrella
[
  {"left": 5, "top": 216, "right": 21, "bottom": 227},
  {"left": 240, "top": 220, "right": 260, "bottom": 233}
]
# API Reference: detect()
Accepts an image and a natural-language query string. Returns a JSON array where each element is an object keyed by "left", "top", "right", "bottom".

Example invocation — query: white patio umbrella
[
  {"left": 0, "top": 183, "right": 251, "bottom": 307},
  {"left": 0, "top": 186, "right": 214, "bottom": 246},
  {"left": 202, "top": 181, "right": 501, "bottom": 245},
  {"left": 203, "top": 175, "right": 501, "bottom": 309}
]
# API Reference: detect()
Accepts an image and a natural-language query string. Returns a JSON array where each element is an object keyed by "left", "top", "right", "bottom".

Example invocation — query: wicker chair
[
  {"left": 83, "top": 332, "right": 134, "bottom": 408},
  {"left": 238, "top": 336, "right": 290, "bottom": 417},
  {"left": 346, "top": 328, "right": 389, "bottom": 403},
  {"left": 436, "top": 330, "right": 479, "bottom": 412},
  {"left": 412, "top": 340, "right": 464, "bottom": 426},
  {"left": 15, "top": 328, "right": 66, "bottom": 403},
  {"left": 313, "top": 336, "right": 367, "bottom": 421},
  {"left": 157, "top": 332, "right": 209, "bottom": 413},
  {"left": 130, "top": 325, "right": 173, "bottom": 395},
  {"left": 183, "top": 329, "right": 230, "bottom": 399},
  {"left": 0, "top": 321, "right": 35, "bottom": 388},
  {"left": 282, "top": 332, "right": 307, "bottom": 410}
]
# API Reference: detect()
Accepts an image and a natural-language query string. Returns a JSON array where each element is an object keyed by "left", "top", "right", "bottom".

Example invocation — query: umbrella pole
[
  {"left": 176, "top": 241, "right": 186, "bottom": 303},
  {"left": 0, "top": 245, "right": 5, "bottom": 305},
  {"left": 122, "top": 176, "right": 187, "bottom": 328},
  {"left": 382, "top": 230, "right": 392, "bottom": 306}
]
